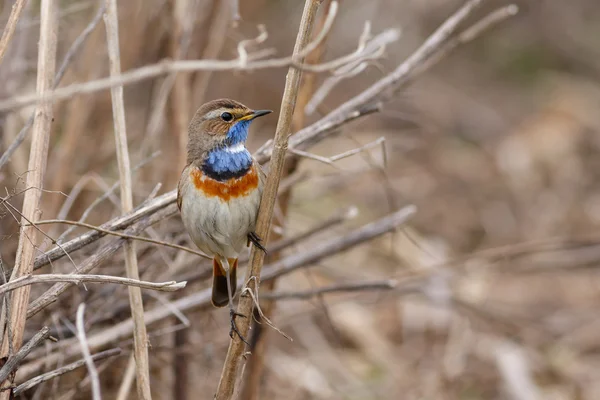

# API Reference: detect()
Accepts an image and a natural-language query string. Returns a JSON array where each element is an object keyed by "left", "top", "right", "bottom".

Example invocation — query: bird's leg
[{"left": 223, "top": 257, "right": 249, "bottom": 345}]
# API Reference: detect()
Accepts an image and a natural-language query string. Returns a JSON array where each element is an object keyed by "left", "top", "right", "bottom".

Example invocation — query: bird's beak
[{"left": 239, "top": 109, "right": 272, "bottom": 121}]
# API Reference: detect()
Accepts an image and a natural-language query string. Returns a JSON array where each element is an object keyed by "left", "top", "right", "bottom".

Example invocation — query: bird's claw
[{"left": 229, "top": 309, "right": 249, "bottom": 345}]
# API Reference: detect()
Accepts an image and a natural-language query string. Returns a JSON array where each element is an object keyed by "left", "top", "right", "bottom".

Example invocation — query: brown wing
[
  {"left": 177, "top": 163, "right": 191, "bottom": 211},
  {"left": 254, "top": 158, "right": 267, "bottom": 189}
]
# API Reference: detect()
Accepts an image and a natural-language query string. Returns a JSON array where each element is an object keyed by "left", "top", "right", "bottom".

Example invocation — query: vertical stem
[
  {"left": 0, "top": 0, "right": 28, "bottom": 66},
  {"left": 0, "top": 0, "right": 56, "bottom": 397},
  {"left": 241, "top": 2, "right": 334, "bottom": 399},
  {"left": 103, "top": 1, "right": 152, "bottom": 399},
  {"left": 214, "top": 1, "right": 323, "bottom": 399}
]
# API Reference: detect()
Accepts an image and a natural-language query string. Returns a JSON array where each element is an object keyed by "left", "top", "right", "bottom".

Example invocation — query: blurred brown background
[{"left": 1, "top": 0, "right": 600, "bottom": 399}]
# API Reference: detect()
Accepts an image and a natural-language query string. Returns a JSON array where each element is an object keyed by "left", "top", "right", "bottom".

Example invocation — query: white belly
[{"left": 180, "top": 176, "right": 261, "bottom": 259}]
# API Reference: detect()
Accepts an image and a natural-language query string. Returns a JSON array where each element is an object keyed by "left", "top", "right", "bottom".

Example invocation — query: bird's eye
[{"left": 220, "top": 112, "right": 233, "bottom": 122}]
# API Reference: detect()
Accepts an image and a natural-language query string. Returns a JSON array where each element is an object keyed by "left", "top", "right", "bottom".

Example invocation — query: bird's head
[{"left": 187, "top": 98, "right": 272, "bottom": 163}]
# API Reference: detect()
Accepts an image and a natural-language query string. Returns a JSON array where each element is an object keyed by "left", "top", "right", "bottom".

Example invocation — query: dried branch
[
  {"left": 0, "top": 1, "right": 56, "bottom": 396},
  {"left": 0, "top": 274, "right": 185, "bottom": 296},
  {"left": 0, "top": 1, "right": 107, "bottom": 169},
  {"left": 103, "top": 1, "right": 151, "bottom": 395},
  {"left": 27, "top": 204, "right": 179, "bottom": 319},
  {"left": 0, "top": 326, "right": 49, "bottom": 384},
  {"left": 13, "top": 348, "right": 121, "bottom": 396},
  {"left": 215, "top": 1, "right": 323, "bottom": 398},
  {"left": 0, "top": 0, "right": 27, "bottom": 66},
  {"left": 75, "top": 304, "right": 101, "bottom": 400},
  {"left": 31, "top": 219, "right": 210, "bottom": 259},
  {"left": 17, "top": 206, "right": 416, "bottom": 382},
  {"left": 32, "top": 191, "right": 175, "bottom": 271},
  {"left": 261, "top": 279, "right": 417, "bottom": 300}
]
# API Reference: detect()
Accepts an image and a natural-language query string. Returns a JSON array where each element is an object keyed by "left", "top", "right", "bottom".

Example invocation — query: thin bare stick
[
  {"left": 115, "top": 355, "right": 136, "bottom": 400},
  {"left": 0, "top": 2, "right": 107, "bottom": 169},
  {"left": 0, "top": 1, "right": 56, "bottom": 396},
  {"left": 13, "top": 348, "right": 121, "bottom": 396},
  {"left": 103, "top": 0, "right": 151, "bottom": 397},
  {"left": 0, "top": 326, "right": 49, "bottom": 384},
  {"left": 33, "top": 191, "right": 175, "bottom": 271},
  {"left": 76, "top": 304, "right": 101, "bottom": 400},
  {"left": 261, "top": 279, "right": 418, "bottom": 300},
  {"left": 216, "top": 3, "right": 326, "bottom": 397},
  {"left": 0, "top": 274, "right": 186, "bottom": 296},
  {"left": 27, "top": 204, "right": 179, "bottom": 319},
  {"left": 0, "top": 0, "right": 27, "bottom": 66},
  {"left": 31, "top": 219, "right": 210, "bottom": 259}
]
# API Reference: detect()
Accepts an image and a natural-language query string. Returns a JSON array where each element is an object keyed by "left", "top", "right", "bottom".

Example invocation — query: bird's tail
[{"left": 211, "top": 257, "right": 238, "bottom": 308}]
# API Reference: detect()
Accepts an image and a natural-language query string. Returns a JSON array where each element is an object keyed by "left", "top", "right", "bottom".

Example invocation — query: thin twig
[
  {"left": 27, "top": 204, "right": 179, "bottom": 319},
  {"left": 31, "top": 219, "right": 210, "bottom": 259},
  {"left": 261, "top": 279, "right": 418, "bottom": 300},
  {"left": 103, "top": 0, "right": 151, "bottom": 396},
  {"left": 0, "top": 1, "right": 107, "bottom": 169},
  {"left": 76, "top": 304, "right": 101, "bottom": 400},
  {"left": 0, "top": 0, "right": 27, "bottom": 66},
  {"left": 13, "top": 348, "right": 121, "bottom": 396},
  {"left": 215, "top": 2, "right": 323, "bottom": 398},
  {"left": 0, "top": 326, "right": 49, "bottom": 384},
  {"left": 0, "top": 1, "right": 56, "bottom": 396},
  {"left": 0, "top": 274, "right": 186, "bottom": 296}
]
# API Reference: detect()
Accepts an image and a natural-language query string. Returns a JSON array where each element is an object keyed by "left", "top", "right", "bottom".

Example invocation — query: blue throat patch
[{"left": 202, "top": 120, "right": 253, "bottom": 181}]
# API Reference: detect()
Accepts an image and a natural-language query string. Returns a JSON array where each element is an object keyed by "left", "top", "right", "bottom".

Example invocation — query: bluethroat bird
[{"left": 177, "top": 99, "right": 270, "bottom": 340}]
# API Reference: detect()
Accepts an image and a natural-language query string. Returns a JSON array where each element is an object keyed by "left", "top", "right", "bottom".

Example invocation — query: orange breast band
[{"left": 191, "top": 165, "right": 258, "bottom": 201}]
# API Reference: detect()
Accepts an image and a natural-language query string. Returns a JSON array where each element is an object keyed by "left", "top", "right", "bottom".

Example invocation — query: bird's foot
[
  {"left": 229, "top": 308, "right": 249, "bottom": 345},
  {"left": 248, "top": 231, "right": 267, "bottom": 254}
]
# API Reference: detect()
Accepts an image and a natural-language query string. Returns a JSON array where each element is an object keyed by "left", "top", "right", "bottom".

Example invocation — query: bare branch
[
  {"left": 215, "top": 2, "right": 323, "bottom": 398},
  {"left": 31, "top": 219, "right": 210, "bottom": 259},
  {"left": 0, "top": 1, "right": 56, "bottom": 396},
  {"left": 0, "top": 274, "right": 186, "bottom": 296},
  {"left": 0, "top": 326, "right": 49, "bottom": 384},
  {"left": 13, "top": 348, "right": 121, "bottom": 396},
  {"left": 76, "top": 304, "right": 101, "bottom": 400},
  {"left": 0, "top": 0, "right": 27, "bottom": 66}
]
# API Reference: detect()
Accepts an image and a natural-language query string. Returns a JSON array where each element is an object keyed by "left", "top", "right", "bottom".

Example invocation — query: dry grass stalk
[
  {"left": 13, "top": 348, "right": 121, "bottom": 396},
  {"left": 0, "top": 0, "right": 27, "bottom": 66},
  {"left": 214, "top": 1, "right": 324, "bottom": 398},
  {"left": 0, "top": 0, "right": 56, "bottom": 396},
  {"left": 0, "top": 326, "right": 49, "bottom": 384},
  {"left": 241, "top": 2, "right": 337, "bottom": 398},
  {"left": 75, "top": 304, "right": 101, "bottom": 400},
  {"left": 103, "top": 0, "right": 151, "bottom": 397},
  {"left": 0, "top": 273, "right": 185, "bottom": 295}
]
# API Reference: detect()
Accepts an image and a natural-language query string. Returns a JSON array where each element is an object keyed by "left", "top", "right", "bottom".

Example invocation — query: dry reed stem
[
  {"left": 0, "top": 0, "right": 27, "bottom": 66},
  {"left": 242, "top": 2, "right": 336, "bottom": 398},
  {"left": 13, "top": 348, "right": 121, "bottom": 396},
  {"left": 0, "top": 1, "right": 56, "bottom": 396},
  {"left": 76, "top": 304, "right": 101, "bottom": 400},
  {"left": 0, "top": 273, "right": 185, "bottom": 295},
  {"left": 0, "top": 326, "right": 49, "bottom": 384},
  {"left": 16, "top": 205, "right": 415, "bottom": 384},
  {"left": 214, "top": 1, "right": 323, "bottom": 398},
  {"left": 103, "top": 1, "right": 151, "bottom": 397},
  {"left": 115, "top": 355, "right": 136, "bottom": 400}
]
